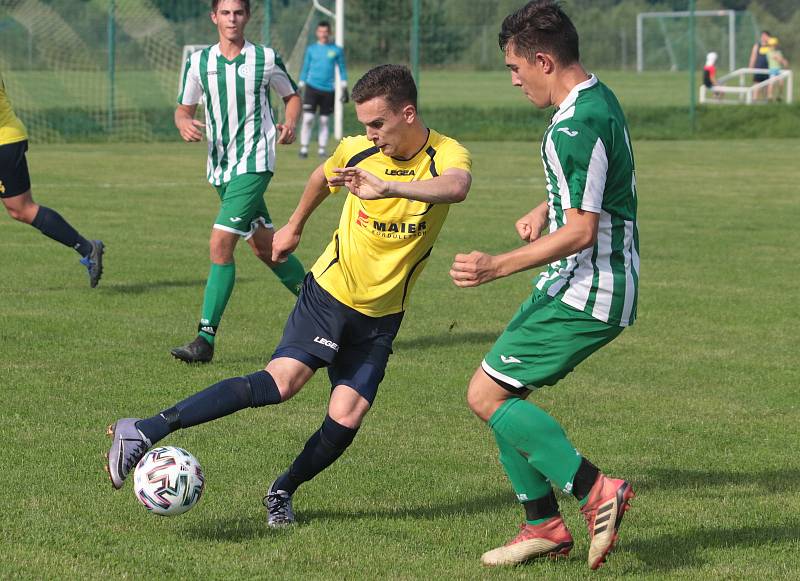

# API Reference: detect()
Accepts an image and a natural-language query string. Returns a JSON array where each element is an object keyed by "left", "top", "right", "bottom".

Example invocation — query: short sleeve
[
  {"left": 177, "top": 55, "right": 203, "bottom": 106},
  {"left": 322, "top": 138, "right": 353, "bottom": 194},
  {"left": 435, "top": 139, "right": 472, "bottom": 174},
  {"left": 266, "top": 49, "right": 298, "bottom": 98},
  {"left": 545, "top": 121, "right": 607, "bottom": 213}
]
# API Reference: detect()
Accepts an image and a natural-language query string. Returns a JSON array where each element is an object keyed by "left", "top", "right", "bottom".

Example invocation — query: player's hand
[
  {"left": 271, "top": 223, "right": 302, "bottom": 263},
  {"left": 341, "top": 88, "right": 349, "bottom": 103},
  {"left": 277, "top": 123, "right": 296, "bottom": 145},
  {"left": 515, "top": 210, "right": 547, "bottom": 243},
  {"left": 178, "top": 119, "right": 205, "bottom": 142},
  {"left": 450, "top": 251, "right": 499, "bottom": 288},
  {"left": 330, "top": 167, "right": 388, "bottom": 200}
]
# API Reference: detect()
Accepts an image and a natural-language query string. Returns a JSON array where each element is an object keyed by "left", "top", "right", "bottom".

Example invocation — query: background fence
[{"left": 0, "top": 0, "right": 797, "bottom": 142}]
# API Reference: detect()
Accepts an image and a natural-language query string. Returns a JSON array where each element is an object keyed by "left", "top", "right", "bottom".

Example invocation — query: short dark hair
[
  {"left": 211, "top": 0, "right": 250, "bottom": 14},
  {"left": 317, "top": 21, "right": 331, "bottom": 30},
  {"left": 351, "top": 65, "right": 417, "bottom": 110},
  {"left": 499, "top": 1, "right": 579, "bottom": 65}
]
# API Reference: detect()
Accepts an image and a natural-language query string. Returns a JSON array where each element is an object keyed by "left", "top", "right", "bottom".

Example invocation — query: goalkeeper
[{"left": 298, "top": 21, "right": 348, "bottom": 159}]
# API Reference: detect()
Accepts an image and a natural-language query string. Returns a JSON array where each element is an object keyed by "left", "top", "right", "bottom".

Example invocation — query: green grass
[
  {"left": 1, "top": 139, "right": 798, "bottom": 578},
  {"left": 8, "top": 69, "right": 800, "bottom": 142}
]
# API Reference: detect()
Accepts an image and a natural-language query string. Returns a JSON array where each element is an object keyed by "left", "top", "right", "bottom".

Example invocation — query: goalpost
[
  {"left": 637, "top": 10, "right": 737, "bottom": 73},
  {"left": 308, "top": 0, "right": 345, "bottom": 140}
]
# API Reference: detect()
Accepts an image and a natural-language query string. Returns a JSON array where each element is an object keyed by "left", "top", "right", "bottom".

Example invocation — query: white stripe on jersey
[
  {"left": 620, "top": 219, "right": 637, "bottom": 326},
  {"left": 589, "top": 212, "right": 615, "bottom": 322},
  {"left": 222, "top": 61, "right": 239, "bottom": 183},
  {"left": 544, "top": 133, "right": 571, "bottom": 209},
  {"left": 236, "top": 47, "right": 257, "bottom": 176},
  {"left": 582, "top": 138, "right": 607, "bottom": 212},
  {"left": 205, "top": 48, "right": 225, "bottom": 184}
]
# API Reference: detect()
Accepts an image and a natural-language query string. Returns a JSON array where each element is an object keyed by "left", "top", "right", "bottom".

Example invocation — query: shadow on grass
[
  {"left": 393, "top": 330, "right": 498, "bottom": 350},
  {"left": 639, "top": 467, "right": 800, "bottom": 494},
  {"left": 103, "top": 278, "right": 213, "bottom": 295},
  {"left": 181, "top": 489, "right": 512, "bottom": 542},
  {"left": 629, "top": 524, "right": 800, "bottom": 573}
]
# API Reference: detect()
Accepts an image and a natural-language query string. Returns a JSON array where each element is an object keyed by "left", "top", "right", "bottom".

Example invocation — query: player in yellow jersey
[
  {"left": 0, "top": 75, "right": 104, "bottom": 287},
  {"left": 106, "top": 65, "right": 472, "bottom": 526}
]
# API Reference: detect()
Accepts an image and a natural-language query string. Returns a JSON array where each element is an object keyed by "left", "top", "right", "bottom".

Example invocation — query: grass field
[
  {"left": 7, "top": 69, "right": 800, "bottom": 110},
  {"left": 1, "top": 139, "right": 799, "bottom": 578}
]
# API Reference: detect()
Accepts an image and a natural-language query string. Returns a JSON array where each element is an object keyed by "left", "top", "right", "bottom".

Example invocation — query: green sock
[
  {"left": 494, "top": 430, "right": 552, "bottom": 503},
  {"left": 198, "top": 262, "right": 236, "bottom": 345},
  {"left": 489, "top": 398, "right": 582, "bottom": 493},
  {"left": 271, "top": 253, "right": 305, "bottom": 296}
]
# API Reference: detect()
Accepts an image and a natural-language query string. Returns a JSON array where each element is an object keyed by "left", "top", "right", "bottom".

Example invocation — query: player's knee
[
  {"left": 319, "top": 414, "right": 359, "bottom": 452},
  {"left": 466, "top": 375, "right": 505, "bottom": 422},
  {"left": 5, "top": 202, "right": 35, "bottom": 223},
  {"left": 245, "top": 370, "right": 283, "bottom": 407}
]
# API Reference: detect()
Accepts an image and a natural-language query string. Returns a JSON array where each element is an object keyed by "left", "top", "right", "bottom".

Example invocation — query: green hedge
[{"left": 19, "top": 103, "right": 800, "bottom": 143}]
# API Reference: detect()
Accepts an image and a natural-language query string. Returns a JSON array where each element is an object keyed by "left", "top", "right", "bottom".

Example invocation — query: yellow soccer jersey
[
  {"left": 0, "top": 75, "right": 28, "bottom": 146},
  {"left": 311, "top": 129, "right": 471, "bottom": 317}
]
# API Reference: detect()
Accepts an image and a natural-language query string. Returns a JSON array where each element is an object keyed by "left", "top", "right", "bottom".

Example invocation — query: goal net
[{"left": 636, "top": 10, "right": 758, "bottom": 73}]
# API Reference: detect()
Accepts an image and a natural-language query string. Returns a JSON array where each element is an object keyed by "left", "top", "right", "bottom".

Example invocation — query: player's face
[
  {"left": 505, "top": 45, "right": 551, "bottom": 109},
  {"left": 211, "top": 0, "right": 250, "bottom": 44},
  {"left": 356, "top": 97, "right": 414, "bottom": 158},
  {"left": 316, "top": 25, "right": 331, "bottom": 44}
]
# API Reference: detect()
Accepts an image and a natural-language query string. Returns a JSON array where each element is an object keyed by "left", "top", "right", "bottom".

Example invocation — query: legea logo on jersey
[
  {"left": 237, "top": 64, "right": 254, "bottom": 79},
  {"left": 314, "top": 336, "right": 339, "bottom": 351},
  {"left": 385, "top": 169, "right": 415, "bottom": 176}
]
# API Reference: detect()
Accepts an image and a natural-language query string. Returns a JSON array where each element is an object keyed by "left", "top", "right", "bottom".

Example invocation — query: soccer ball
[{"left": 133, "top": 446, "right": 205, "bottom": 516}]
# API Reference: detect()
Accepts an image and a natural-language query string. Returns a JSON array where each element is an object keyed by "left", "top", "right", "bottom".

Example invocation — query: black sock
[
  {"left": 31, "top": 206, "right": 92, "bottom": 256},
  {"left": 274, "top": 415, "right": 358, "bottom": 494},
  {"left": 136, "top": 371, "right": 281, "bottom": 444},
  {"left": 523, "top": 490, "right": 560, "bottom": 522},
  {"left": 572, "top": 458, "right": 601, "bottom": 502}
]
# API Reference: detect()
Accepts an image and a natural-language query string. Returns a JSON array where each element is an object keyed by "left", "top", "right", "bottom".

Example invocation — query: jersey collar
[
  {"left": 390, "top": 128, "right": 432, "bottom": 164},
  {"left": 551, "top": 74, "right": 598, "bottom": 125},
  {"left": 214, "top": 40, "right": 251, "bottom": 64}
]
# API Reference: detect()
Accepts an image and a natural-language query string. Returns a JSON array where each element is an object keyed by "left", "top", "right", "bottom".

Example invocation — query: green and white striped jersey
[
  {"left": 178, "top": 41, "right": 297, "bottom": 185},
  {"left": 535, "top": 75, "right": 639, "bottom": 327}
]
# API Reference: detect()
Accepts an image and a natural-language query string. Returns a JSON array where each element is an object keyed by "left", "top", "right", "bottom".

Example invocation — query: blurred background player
[
  {"left": 297, "top": 21, "right": 348, "bottom": 159},
  {"left": 748, "top": 30, "right": 771, "bottom": 101},
  {"left": 106, "top": 65, "right": 472, "bottom": 530},
  {"left": 766, "top": 37, "right": 789, "bottom": 102},
  {"left": 171, "top": 0, "right": 305, "bottom": 364},
  {"left": 703, "top": 51, "right": 718, "bottom": 89},
  {"left": 450, "top": 1, "right": 637, "bottom": 570},
  {"left": 0, "top": 73, "right": 103, "bottom": 287}
]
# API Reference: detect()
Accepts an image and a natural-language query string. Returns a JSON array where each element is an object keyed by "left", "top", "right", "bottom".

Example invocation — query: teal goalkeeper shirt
[{"left": 300, "top": 43, "right": 347, "bottom": 92}]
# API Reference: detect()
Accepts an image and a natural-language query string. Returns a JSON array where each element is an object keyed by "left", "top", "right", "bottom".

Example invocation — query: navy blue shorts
[
  {"left": 0, "top": 140, "right": 31, "bottom": 199},
  {"left": 272, "top": 274, "right": 404, "bottom": 405}
]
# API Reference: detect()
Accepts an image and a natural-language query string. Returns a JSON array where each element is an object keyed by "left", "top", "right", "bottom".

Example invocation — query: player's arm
[
  {"left": 271, "top": 164, "right": 331, "bottom": 263},
  {"left": 749, "top": 43, "right": 758, "bottom": 68},
  {"left": 450, "top": 208, "right": 598, "bottom": 287},
  {"left": 277, "top": 93, "right": 301, "bottom": 145},
  {"left": 515, "top": 200, "right": 549, "bottom": 243},
  {"left": 175, "top": 104, "right": 204, "bottom": 142},
  {"left": 329, "top": 167, "right": 471, "bottom": 203}
]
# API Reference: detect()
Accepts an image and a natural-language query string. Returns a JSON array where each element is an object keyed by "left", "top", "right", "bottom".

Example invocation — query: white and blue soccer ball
[{"left": 133, "top": 446, "right": 205, "bottom": 516}]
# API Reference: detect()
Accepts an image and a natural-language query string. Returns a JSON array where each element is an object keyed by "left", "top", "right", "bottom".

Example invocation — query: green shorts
[
  {"left": 213, "top": 172, "right": 273, "bottom": 239},
  {"left": 483, "top": 289, "right": 623, "bottom": 393}
]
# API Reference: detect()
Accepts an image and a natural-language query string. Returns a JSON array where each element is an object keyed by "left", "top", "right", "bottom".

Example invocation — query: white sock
[
  {"left": 300, "top": 112, "right": 315, "bottom": 150},
  {"left": 317, "top": 115, "right": 330, "bottom": 153}
]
